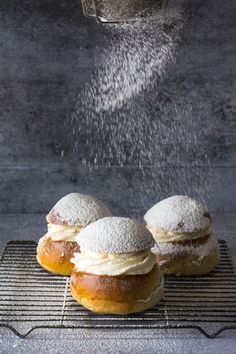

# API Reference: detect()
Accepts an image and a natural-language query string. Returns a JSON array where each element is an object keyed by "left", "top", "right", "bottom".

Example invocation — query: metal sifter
[{"left": 81, "top": 0, "right": 169, "bottom": 23}]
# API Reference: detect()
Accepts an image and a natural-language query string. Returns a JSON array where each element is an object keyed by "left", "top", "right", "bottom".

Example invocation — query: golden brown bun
[
  {"left": 154, "top": 235, "right": 220, "bottom": 275},
  {"left": 37, "top": 236, "right": 80, "bottom": 276},
  {"left": 70, "top": 265, "right": 164, "bottom": 314}
]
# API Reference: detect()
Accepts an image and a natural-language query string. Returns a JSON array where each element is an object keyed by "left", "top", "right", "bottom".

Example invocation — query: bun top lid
[
  {"left": 144, "top": 195, "right": 211, "bottom": 234},
  {"left": 46, "top": 193, "right": 112, "bottom": 226},
  {"left": 76, "top": 217, "right": 155, "bottom": 254}
]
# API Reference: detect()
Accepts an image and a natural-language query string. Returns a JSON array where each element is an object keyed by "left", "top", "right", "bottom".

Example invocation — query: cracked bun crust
[
  {"left": 37, "top": 236, "right": 80, "bottom": 275},
  {"left": 70, "top": 265, "right": 164, "bottom": 314}
]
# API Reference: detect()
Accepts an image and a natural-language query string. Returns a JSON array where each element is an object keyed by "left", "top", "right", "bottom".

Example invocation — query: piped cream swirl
[
  {"left": 46, "top": 223, "right": 82, "bottom": 241},
  {"left": 71, "top": 249, "right": 156, "bottom": 276}
]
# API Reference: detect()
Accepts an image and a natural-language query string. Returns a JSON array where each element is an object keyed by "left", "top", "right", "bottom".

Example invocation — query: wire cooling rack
[{"left": 0, "top": 240, "right": 235, "bottom": 338}]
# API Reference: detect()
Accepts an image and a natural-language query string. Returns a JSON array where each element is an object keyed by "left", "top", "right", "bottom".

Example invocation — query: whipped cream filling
[
  {"left": 46, "top": 223, "right": 82, "bottom": 242},
  {"left": 152, "top": 233, "right": 219, "bottom": 258},
  {"left": 71, "top": 249, "right": 156, "bottom": 276},
  {"left": 147, "top": 224, "right": 212, "bottom": 243}
]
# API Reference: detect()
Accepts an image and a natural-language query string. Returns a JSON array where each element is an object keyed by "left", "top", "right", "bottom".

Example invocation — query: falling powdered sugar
[
  {"left": 70, "top": 5, "right": 186, "bottom": 166},
  {"left": 69, "top": 4, "right": 212, "bottom": 217},
  {"left": 81, "top": 8, "right": 184, "bottom": 113}
]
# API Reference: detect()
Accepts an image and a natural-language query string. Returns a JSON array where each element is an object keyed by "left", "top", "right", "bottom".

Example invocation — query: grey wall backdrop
[{"left": 0, "top": 0, "right": 235, "bottom": 216}]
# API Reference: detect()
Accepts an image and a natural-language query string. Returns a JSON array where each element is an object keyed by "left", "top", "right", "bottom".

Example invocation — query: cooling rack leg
[
  {"left": 1, "top": 323, "right": 236, "bottom": 339},
  {"left": 0, "top": 323, "right": 31, "bottom": 339},
  {"left": 0, "top": 324, "right": 67, "bottom": 338},
  {"left": 208, "top": 326, "right": 236, "bottom": 339}
]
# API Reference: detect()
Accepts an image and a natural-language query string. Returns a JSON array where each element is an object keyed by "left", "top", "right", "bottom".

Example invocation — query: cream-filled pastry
[
  {"left": 144, "top": 195, "right": 220, "bottom": 275},
  {"left": 36, "top": 193, "right": 112, "bottom": 275},
  {"left": 71, "top": 249, "right": 156, "bottom": 276},
  {"left": 70, "top": 217, "right": 164, "bottom": 314}
]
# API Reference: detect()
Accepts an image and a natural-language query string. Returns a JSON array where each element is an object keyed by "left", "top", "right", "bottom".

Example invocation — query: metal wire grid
[{"left": 0, "top": 240, "right": 235, "bottom": 338}]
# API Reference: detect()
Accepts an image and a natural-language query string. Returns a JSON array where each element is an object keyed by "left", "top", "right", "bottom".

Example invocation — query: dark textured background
[{"left": 0, "top": 0, "right": 235, "bottom": 216}]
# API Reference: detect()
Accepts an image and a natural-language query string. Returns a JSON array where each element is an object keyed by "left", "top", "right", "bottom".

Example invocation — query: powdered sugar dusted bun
[
  {"left": 47, "top": 193, "right": 112, "bottom": 226},
  {"left": 152, "top": 234, "right": 219, "bottom": 259},
  {"left": 152, "top": 234, "right": 220, "bottom": 276},
  {"left": 144, "top": 195, "right": 211, "bottom": 242},
  {"left": 76, "top": 217, "right": 155, "bottom": 254}
]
